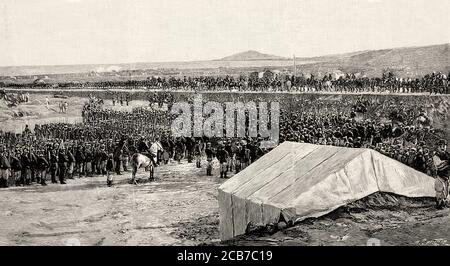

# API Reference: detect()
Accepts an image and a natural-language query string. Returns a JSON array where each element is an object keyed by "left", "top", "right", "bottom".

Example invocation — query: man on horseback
[
  {"left": 149, "top": 137, "right": 164, "bottom": 166},
  {"left": 138, "top": 136, "right": 150, "bottom": 154}
]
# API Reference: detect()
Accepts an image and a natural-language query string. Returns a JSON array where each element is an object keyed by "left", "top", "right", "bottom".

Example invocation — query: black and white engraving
[{"left": 0, "top": 0, "right": 449, "bottom": 247}]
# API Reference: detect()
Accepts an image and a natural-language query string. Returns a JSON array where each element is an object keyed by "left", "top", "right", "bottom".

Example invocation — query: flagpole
[{"left": 293, "top": 54, "right": 296, "bottom": 76}]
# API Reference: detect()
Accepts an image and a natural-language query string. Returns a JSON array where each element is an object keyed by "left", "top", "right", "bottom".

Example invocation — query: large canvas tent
[{"left": 218, "top": 142, "right": 435, "bottom": 240}]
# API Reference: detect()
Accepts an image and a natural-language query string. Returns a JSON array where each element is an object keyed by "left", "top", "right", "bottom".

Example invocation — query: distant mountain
[
  {"left": 1, "top": 44, "right": 449, "bottom": 78},
  {"left": 219, "top": 50, "right": 288, "bottom": 61}
]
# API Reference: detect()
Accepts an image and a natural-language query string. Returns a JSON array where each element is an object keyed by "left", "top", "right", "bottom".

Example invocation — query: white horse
[{"left": 130, "top": 153, "right": 155, "bottom": 185}]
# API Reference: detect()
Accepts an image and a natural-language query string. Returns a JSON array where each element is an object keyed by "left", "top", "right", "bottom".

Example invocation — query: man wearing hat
[
  {"left": 75, "top": 145, "right": 85, "bottom": 178},
  {"left": 67, "top": 146, "right": 75, "bottom": 179},
  {"left": 84, "top": 144, "right": 93, "bottom": 177},
  {"left": 0, "top": 145, "right": 11, "bottom": 188},
  {"left": 433, "top": 139, "right": 450, "bottom": 209},
  {"left": 10, "top": 149, "right": 22, "bottom": 186},
  {"left": 225, "top": 139, "right": 234, "bottom": 172},
  {"left": 194, "top": 138, "right": 203, "bottom": 168},
  {"left": 49, "top": 148, "right": 58, "bottom": 183},
  {"left": 20, "top": 148, "right": 31, "bottom": 186},
  {"left": 122, "top": 142, "right": 130, "bottom": 172},
  {"left": 216, "top": 143, "right": 229, "bottom": 179},
  {"left": 99, "top": 145, "right": 108, "bottom": 175},
  {"left": 205, "top": 142, "right": 214, "bottom": 176},
  {"left": 29, "top": 148, "right": 37, "bottom": 183},
  {"left": 36, "top": 150, "right": 49, "bottom": 186},
  {"left": 57, "top": 148, "right": 68, "bottom": 184},
  {"left": 234, "top": 141, "right": 244, "bottom": 174},
  {"left": 113, "top": 141, "right": 123, "bottom": 175}
]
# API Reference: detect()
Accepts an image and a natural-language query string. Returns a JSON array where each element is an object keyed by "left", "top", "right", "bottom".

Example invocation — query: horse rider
[
  {"left": 137, "top": 136, "right": 149, "bottom": 154},
  {"left": 149, "top": 138, "right": 163, "bottom": 167}
]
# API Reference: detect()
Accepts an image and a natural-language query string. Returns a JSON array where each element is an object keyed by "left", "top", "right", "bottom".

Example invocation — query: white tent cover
[{"left": 218, "top": 142, "right": 435, "bottom": 240}]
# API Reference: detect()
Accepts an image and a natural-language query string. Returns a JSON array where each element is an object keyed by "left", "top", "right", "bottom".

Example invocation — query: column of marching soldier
[{"left": 0, "top": 127, "right": 268, "bottom": 188}]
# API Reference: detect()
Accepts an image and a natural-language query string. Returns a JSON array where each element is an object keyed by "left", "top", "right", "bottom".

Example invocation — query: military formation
[
  {"left": 4, "top": 71, "right": 449, "bottom": 94},
  {"left": 0, "top": 128, "right": 269, "bottom": 188},
  {"left": 0, "top": 90, "right": 449, "bottom": 209}
]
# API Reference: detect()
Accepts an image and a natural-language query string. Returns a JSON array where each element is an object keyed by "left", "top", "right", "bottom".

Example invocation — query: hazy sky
[{"left": 1, "top": 0, "right": 449, "bottom": 66}]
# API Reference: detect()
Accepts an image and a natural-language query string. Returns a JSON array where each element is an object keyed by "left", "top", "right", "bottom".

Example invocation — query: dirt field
[{"left": 0, "top": 160, "right": 227, "bottom": 246}]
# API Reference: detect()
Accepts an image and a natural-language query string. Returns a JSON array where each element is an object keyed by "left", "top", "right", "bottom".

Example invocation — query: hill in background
[
  {"left": 0, "top": 43, "right": 449, "bottom": 78},
  {"left": 218, "top": 50, "right": 288, "bottom": 61},
  {"left": 297, "top": 43, "right": 450, "bottom": 77}
]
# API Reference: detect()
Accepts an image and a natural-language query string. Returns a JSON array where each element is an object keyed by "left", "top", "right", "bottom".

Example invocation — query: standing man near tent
[
  {"left": 241, "top": 140, "right": 251, "bottom": 170},
  {"left": 216, "top": 143, "right": 229, "bottom": 179},
  {"left": 205, "top": 142, "right": 215, "bottom": 176},
  {"left": 433, "top": 139, "right": 450, "bottom": 209},
  {"left": 225, "top": 140, "right": 234, "bottom": 173},
  {"left": 234, "top": 141, "right": 243, "bottom": 174}
]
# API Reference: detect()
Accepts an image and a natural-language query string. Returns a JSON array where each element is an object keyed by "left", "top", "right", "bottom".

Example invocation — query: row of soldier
[{"left": 4, "top": 71, "right": 449, "bottom": 94}]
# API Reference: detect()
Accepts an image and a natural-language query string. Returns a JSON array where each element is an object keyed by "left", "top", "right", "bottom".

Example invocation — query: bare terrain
[{"left": 0, "top": 160, "right": 225, "bottom": 246}]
